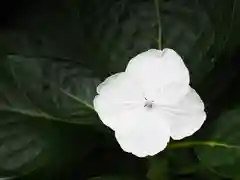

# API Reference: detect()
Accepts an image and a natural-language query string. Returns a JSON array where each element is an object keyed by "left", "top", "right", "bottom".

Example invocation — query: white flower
[{"left": 93, "top": 48, "right": 206, "bottom": 157}]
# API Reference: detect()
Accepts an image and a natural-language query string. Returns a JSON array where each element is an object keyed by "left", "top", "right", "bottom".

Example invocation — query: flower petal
[
  {"left": 93, "top": 72, "right": 144, "bottom": 130},
  {"left": 96, "top": 73, "right": 122, "bottom": 94},
  {"left": 115, "top": 108, "right": 170, "bottom": 157},
  {"left": 125, "top": 48, "right": 190, "bottom": 105},
  {"left": 126, "top": 49, "right": 189, "bottom": 85},
  {"left": 162, "top": 87, "right": 206, "bottom": 140}
]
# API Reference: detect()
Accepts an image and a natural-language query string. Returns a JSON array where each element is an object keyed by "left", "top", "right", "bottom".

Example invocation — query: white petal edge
[
  {"left": 96, "top": 72, "right": 123, "bottom": 94},
  {"left": 93, "top": 72, "right": 144, "bottom": 131},
  {"left": 164, "top": 87, "right": 206, "bottom": 140},
  {"left": 125, "top": 48, "right": 189, "bottom": 88},
  {"left": 115, "top": 108, "right": 171, "bottom": 157}
]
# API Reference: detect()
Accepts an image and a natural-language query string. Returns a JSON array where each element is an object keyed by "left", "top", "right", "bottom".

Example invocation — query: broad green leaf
[
  {"left": 195, "top": 107, "right": 240, "bottom": 178},
  {"left": 0, "top": 55, "right": 101, "bottom": 176},
  {"left": 0, "top": 112, "right": 99, "bottom": 177},
  {"left": 0, "top": 112, "right": 50, "bottom": 176},
  {"left": 1, "top": 55, "right": 100, "bottom": 124}
]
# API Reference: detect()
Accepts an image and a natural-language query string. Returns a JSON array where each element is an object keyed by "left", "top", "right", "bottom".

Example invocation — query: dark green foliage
[
  {"left": 0, "top": 0, "right": 239, "bottom": 179},
  {"left": 196, "top": 108, "right": 240, "bottom": 179}
]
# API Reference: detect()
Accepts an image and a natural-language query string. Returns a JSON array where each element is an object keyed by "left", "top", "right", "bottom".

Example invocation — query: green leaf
[
  {"left": 0, "top": 112, "right": 51, "bottom": 176},
  {"left": 195, "top": 107, "right": 240, "bottom": 178},
  {"left": 0, "top": 55, "right": 101, "bottom": 176},
  {"left": 1, "top": 55, "right": 100, "bottom": 125},
  {"left": 0, "top": 112, "right": 99, "bottom": 177}
]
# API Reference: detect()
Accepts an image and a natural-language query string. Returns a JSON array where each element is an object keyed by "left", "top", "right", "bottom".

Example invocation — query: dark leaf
[
  {"left": 0, "top": 55, "right": 101, "bottom": 176},
  {"left": 0, "top": 112, "right": 51, "bottom": 176},
  {"left": 1, "top": 55, "right": 100, "bottom": 125},
  {"left": 195, "top": 107, "right": 240, "bottom": 178}
]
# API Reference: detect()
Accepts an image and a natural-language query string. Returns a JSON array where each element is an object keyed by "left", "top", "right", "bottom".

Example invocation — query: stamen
[{"left": 144, "top": 101, "right": 153, "bottom": 109}]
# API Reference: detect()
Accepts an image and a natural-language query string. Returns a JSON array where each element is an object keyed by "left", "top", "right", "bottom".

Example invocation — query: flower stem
[
  {"left": 154, "top": 0, "right": 162, "bottom": 50},
  {"left": 168, "top": 140, "right": 240, "bottom": 149}
]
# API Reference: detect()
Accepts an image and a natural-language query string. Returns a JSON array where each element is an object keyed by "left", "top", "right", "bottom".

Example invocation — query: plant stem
[
  {"left": 154, "top": 0, "right": 162, "bottom": 49},
  {"left": 168, "top": 140, "right": 240, "bottom": 149}
]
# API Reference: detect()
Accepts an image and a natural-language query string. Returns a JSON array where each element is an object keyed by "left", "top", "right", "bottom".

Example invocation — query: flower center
[{"left": 144, "top": 98, "right": 154, "bottom": 109}]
